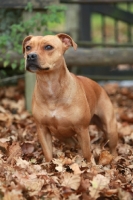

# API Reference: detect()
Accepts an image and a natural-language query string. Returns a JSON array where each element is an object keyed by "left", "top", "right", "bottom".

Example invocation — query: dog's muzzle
[
  {"left": 26, "top": 53, "right": 50, "bottom": 72},
  {"left": 26, "top": 53, "right": 38, "bottom": 71}
]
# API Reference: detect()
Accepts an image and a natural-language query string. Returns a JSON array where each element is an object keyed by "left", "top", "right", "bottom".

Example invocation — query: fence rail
[
  {"left": 65, "top": 48, "right": 133, "bottom": 67},
  {"left": 1, "top": 48, "right": 133, "bottom": 68},
  {"left": 61, "top": 0, "right": 133, "bottom": 3},
  {"left": 0, "top": 0, "right": 57, "bottom": 9}
]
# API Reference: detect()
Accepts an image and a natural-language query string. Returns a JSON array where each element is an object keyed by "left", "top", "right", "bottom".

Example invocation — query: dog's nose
[{"left": 27, "top": 53, "right": 37, "bottom": 61}]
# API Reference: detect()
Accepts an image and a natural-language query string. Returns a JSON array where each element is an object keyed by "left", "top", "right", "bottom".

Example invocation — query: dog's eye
[
  {"left": 44, "top": 45, "right": 53, "bottom": 50},
  {"left": 26, "top": 46, "right": 31, "bottom": 51}
]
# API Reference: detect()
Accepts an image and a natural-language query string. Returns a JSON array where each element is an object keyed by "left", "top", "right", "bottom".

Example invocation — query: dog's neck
[{"left": 35, "top": 58, "right": 72, "bottom": 102}]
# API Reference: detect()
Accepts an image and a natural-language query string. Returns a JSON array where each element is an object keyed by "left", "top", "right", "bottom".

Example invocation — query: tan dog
[{"left": 23, "top": 33, "right": 118, "bottom": 162}]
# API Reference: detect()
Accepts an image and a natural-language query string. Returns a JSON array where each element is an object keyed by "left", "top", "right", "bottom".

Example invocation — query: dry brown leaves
[{"left": 0, "top": 80, "right": 133, "bottom": 200}]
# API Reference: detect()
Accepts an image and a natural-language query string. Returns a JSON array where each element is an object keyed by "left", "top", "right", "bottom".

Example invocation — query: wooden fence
[{"left": 60, "top": 0, "right": 133, "bottom": 80}]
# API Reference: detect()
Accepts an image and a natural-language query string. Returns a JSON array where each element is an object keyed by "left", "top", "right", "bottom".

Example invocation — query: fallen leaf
[
  {"left": 118, "top": 125, "right": 132, "bottom": 137},
  {"left": 63, "top": 157, "right": 72, "bottom": 165},
  {"left": 117, "top": 144, "right": 131, "bottom": 155},
  {"left": 124, "top": 132, "right": 133, "bottom": 144},
  {"left": 16, "top": 157, "right": 30, "bottom": 169},
  {"left": 56, "top": 164, "right": 64, "bottom": 172},
  {"left": 99, "top": 150, "right": 113, "bottom": 165},
  {"left": 0, "top": 105, "right": 6, "bottom": 113},
  {"left": 70, "top": 163, "right": 82, "bottom": 174},
  {"left": 89, "top": 174, "right": 110, "bottom": 199},
  {"left": 0, "top": 141, "right": 8, "bottom": 154},
  {"left": 67, "top": 193, "right": 81, "bottom": 200},
  {"left": 7, "top": 142, "right": 22, "bottom": 165},
  {"left": 103, "top": 189, "right": 118, "bottom": 197},
  {"left": 52, "top": 158, "right": 64, "bottom": 172},
  {"left": 18, "top": 175, "right": 44, "bottom": 196},
  {"left": 61, "top": 172, "right": 81, "bottom": 190},
  {"left": 3, "top": 190, "right": 25, "bottom": 200},
  {"left": 79, "top": 178, "right": 90, "bottom": 192},
  {"left": 72, "top": 155, "right": 87, "bottom": 167},
  {"left": 118, "top": 188, "right": 132, "bottom": 200},
  {"left": 0, "top": 112, "right": 12, "bottom": 127}
]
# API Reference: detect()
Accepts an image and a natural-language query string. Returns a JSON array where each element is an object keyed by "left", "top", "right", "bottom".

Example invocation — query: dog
[{"left": 23, "top": 33, "right": 118, "bottom": 162}]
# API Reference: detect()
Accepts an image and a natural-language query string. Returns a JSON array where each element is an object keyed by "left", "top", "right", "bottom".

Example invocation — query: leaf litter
[{"left": 0, "top": 79, "right": 133, "bottom": 200}]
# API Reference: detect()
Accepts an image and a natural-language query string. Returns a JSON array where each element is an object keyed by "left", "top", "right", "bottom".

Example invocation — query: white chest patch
[{"left": 51, "top": 110, "right": 57, "bottom": 117}]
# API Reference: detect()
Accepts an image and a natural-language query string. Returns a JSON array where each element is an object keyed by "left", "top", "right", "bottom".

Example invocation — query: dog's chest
[
  {"left": 33, "top": 102, "right": 90, "bottom": 137},
  {"left": 43, "top": 105, "right": 82, "bottom": 126},
  {"left": 45, "top": 107, "right": 83, "bottom": 137}
]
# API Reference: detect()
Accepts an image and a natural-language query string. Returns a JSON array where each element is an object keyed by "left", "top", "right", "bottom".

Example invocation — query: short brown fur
[{"left": 23, "top": 33, "right": 118, "bottom": 162}]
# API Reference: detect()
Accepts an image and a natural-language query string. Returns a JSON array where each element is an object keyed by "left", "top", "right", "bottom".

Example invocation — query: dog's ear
[
  {"left": 22, "top": 35, "right": 33, "bottom": 54},
  {"left": 57, "top": 33, "right": 77, "bottom": 51}
]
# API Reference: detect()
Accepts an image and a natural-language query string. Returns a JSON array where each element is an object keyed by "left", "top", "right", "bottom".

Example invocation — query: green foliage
[{"left": 0, "top": 4, "right": 66, "bottom": 71}]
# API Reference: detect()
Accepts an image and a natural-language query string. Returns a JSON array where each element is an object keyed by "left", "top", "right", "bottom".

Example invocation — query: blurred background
[{"left": 0, "top": 0, "right": 133, "bottom": 109}]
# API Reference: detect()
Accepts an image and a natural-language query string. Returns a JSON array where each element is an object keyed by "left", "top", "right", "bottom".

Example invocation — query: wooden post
[
  {"left": 65, "top": 4, "right": 80, "bottom": 40},
  {"left": 25, "top": 71, "right": 36, "bottom": 111},
  {"left": 79, "top": 4, "right": 92, "bottom": 41},
  {"left": 65, "top": 3, "right": 80, "bottom": 73}
]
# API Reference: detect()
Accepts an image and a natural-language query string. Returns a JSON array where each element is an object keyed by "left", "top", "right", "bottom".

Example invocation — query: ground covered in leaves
[{"left": 0, "top": 79, "right": 133, "bottom": 200}]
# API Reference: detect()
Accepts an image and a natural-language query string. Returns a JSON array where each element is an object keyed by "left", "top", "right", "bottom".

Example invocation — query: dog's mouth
[
  {"left": 26, "top": 63, "right": 50, "bottom": 72},
  {"left": 43, "top": 67, "right": 50, "bottom": 71}
]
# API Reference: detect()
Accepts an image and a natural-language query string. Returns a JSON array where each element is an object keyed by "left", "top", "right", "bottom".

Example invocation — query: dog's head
[{"left": 22, "top": 33, "right": 77, "bottom": 73}]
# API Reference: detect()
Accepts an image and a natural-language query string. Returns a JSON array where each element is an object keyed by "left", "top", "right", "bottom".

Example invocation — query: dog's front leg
[
  {"left": 37, "top": 126, "right": 53, "bottom": 162},
  {"left": 77, "top": 128, "right": 91, "bottom": 162}
]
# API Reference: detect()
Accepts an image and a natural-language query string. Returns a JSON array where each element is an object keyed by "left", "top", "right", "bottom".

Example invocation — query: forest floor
[{"left": 0, "top": 79, "right": 133, "bottom": 200}]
